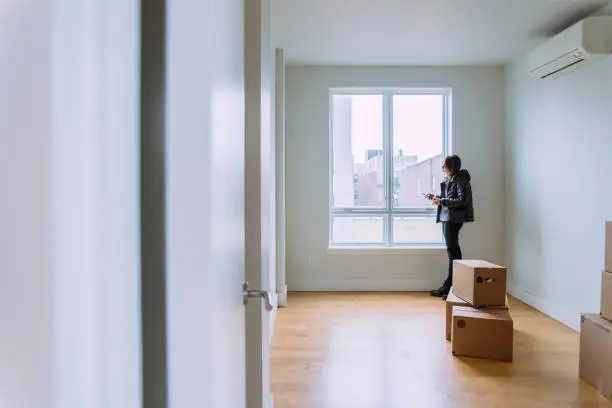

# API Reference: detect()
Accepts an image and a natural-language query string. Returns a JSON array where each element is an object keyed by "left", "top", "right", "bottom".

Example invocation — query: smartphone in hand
[{"left": 422, "top": 193, "right": 434, "bottom": 200}]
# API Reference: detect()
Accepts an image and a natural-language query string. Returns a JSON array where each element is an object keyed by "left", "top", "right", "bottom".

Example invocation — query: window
[{"left": 329, "top": 89, "right": 451, "bottom": 247}]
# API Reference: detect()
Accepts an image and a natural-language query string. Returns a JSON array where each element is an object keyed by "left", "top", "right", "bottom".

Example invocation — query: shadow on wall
[{"left": 512, "top": 184, "right": 544, "bottom": 300}]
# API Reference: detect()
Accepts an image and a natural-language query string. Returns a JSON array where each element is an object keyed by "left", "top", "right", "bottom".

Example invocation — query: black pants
[{"left": 442, "top": 222, "right": 463, "bottom": 285}]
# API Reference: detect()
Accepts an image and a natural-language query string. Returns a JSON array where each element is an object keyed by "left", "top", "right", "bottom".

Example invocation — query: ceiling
[{"left": 271, "top": 0, "right": 612, "bottom": 66}]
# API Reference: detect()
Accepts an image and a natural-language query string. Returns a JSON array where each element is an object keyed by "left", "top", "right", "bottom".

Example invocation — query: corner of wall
[
  {"left": 508, "top": 282, "right": 581, "bottom": 331},
  {"left": 500, "top": 64, "right": 509, "bottom": 268},
  {"left": 594, "top": 1, "right": 612, "bottom": 15},
  {"left": 277, "top": 285, "right": 288, "bottom": 307},
  {"left": 269, "top": 292, "right": 279, "bottom": 342}
]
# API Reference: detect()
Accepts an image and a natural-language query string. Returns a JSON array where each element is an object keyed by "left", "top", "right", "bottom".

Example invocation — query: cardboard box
[
  {"left": 606, "top": 222, "right": 612, "bottom": 272},
  {"left": 451, "top": 306, "right": 513, "bottom": 362},
  {"left": 445, "top": 289, "right": 470, "bottom": 341},
  {"left": 453, "top": 260, "right": 507, "bottom": 307},
  {"left": 445, "top": 288, "right": 510, "bottom": 341},
  {"left": 579, "top": 314, "right": 612, "bottom": 400},
  {"left": 602, "top": 271, "right": 612, "bottom": 322}
]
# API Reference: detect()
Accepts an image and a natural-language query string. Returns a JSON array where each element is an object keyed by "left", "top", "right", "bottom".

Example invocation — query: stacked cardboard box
[
  {"left": 445, "top": 289, "right": 509, "bottom": 341},
  {"left": 602, "top": 221, "right": 612, "bottom": 321},
  {"left": 579, "top": 221, "right": 612, "bottom": 399},
  {"left": 579, "top": 314, "right": 612, "bottom": 399},
  {"left": 446, "top": 260, "right": 514, "bottom": 362},
  {"left": 602, "top": 271, "right": 612, "bottom": 321}
]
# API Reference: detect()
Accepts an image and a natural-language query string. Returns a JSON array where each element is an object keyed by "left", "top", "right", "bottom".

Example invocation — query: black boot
[{"left": 430, "top": 280, "right": 451, "bottom": 297}]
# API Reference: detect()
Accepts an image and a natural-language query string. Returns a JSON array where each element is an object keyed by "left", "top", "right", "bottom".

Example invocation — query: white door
[
  {"left": 164, "top": 0, "right": 252, "bottom": 407},
  {"left": 245, "top": 0, "right": 276, "bottom": 407}
]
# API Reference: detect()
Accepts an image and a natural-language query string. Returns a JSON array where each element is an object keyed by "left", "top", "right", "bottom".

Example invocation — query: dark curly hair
[{"left": 443, "top": 154, "right": 462, "bottom": 174}]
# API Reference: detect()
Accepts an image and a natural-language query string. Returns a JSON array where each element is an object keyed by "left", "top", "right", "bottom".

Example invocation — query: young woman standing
[{"left": 426, "top": 155, "right": 474, "bottom": 300}]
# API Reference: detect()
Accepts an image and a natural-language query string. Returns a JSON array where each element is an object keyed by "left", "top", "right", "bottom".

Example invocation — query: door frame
[
  {"left": 140, "top": 1, "right": 168, "bottom": 407},
  {"left": 140, "top": 0, "right": 276, "bottom": 406},
  {"left": 275, "top": 48, "right": 287, "bottom": 307},
  {"left": 245, "top": 0, "right": 275, "bottom": 406}
]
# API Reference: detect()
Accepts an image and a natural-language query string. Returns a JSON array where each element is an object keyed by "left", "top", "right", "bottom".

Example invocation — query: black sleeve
[{"left": 441, "top": 180, "right": 472, "bottom": 209}]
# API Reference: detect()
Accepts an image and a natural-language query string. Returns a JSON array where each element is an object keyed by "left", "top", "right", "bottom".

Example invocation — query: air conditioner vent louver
[{"left": 531, "top": 49, "right": 585, "bottom": 79}]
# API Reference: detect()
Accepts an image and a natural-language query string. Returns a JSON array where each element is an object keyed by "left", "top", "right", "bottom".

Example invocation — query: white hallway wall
[
  {"left": 505, "top": 30, "right": 612, "bottom": 331},
  {"left": 0, "top": 2, "right": 54, "bottom": 405},
  {"left": 0, "top": 1, "right": 141, "bottom": 407},
  {"left": 53, "top": 1, "right": 141, "bottom": 407},
  {"left": 285, "top": 66, "right": 505, "bottom": 290}
]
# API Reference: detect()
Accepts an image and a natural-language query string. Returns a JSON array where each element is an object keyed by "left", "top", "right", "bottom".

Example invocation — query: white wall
[
  {"left": 275, "top": 49, "right": 288, "bottom": 305},
  {"left": 0, "top": 1, "right": 141, "bottom": 407},
  {"left": 285, "top": 66, "right": 505, "bottom": 290},
  {"left": 0, "top": 3, "right": 53, "bottom": 406},
  {"left": 260, "top": 0, "right": 278, "bottom": 325},
  {"left": 52, "top": 1, "right": 141, "bottom": 407},
  {"left": 505, "top": 43, "right": 612, "bottom": 331},
  {"left": 165, "top": 0, "right": 247, "bottom": 407}
]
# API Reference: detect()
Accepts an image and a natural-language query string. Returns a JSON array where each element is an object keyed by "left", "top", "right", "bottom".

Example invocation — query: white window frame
[{"left": 328, "top": 87, "right": 452, "bottom": 248}]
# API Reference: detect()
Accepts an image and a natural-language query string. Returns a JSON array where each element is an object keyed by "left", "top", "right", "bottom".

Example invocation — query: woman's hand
[{"left": 432, "top": 197, "right": 441, "bottom": 206}]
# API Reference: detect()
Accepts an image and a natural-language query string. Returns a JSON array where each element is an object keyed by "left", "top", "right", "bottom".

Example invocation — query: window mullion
[
  {"left": 443, "top": 92, "right": 450, "bottom": 156},
  {"left": 384, "top": 91, "right": 394, "bottom": 246}
]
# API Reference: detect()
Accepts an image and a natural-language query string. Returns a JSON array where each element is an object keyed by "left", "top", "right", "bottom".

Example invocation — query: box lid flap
[
  {"left": 453, "top": 306, "right": 512, "bottom": 321},
  {"left": 446, "top": 288, "right": 470, "bottom": 305},
  {"left": 455, "top": 259, "right": 506, "bottom": 269}
]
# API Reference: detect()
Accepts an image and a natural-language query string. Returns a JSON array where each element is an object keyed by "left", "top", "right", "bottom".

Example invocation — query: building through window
[{"left": 330, "top": 88, "right": 451, "bottom": 247}]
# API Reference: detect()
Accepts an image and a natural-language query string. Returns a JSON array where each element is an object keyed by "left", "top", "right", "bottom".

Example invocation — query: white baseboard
[
  {"left": 288, "top": 277, "right": 442, "bottom": 292},
  {"left": 507, "top": 282, "right": 581, "bottom": 332},
  {"left": 277, "top": 285, "right": 288, "bottom": 307}
]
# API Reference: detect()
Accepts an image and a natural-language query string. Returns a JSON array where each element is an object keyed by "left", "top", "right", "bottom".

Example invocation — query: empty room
[
  {"left": 269, "top": 0, "right": 612, "bottom": 407},
  {"left": 4, "top": 1, "right": 612, "bottom": 408}
]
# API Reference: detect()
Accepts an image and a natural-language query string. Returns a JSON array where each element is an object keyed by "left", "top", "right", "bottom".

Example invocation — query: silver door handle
[{"left": 242, "top": 282, "right": 274, "bottom": 311}]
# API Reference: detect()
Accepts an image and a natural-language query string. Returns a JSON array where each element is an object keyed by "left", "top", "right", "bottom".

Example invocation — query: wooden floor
[{"left": 271, "top": 292, "right": 612, "bottom": 408}]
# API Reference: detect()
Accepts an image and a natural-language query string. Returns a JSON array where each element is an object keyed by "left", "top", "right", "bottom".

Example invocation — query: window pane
[
  {"left": 332, "top": 216, "right": 384, "bottom": 244},
  {"left": 393, "top": 217, "right": 443, "bottom": 244},
  {"left": 332, "top": 94, "right": 384, "bottom": 208},
  {"left": 393, "top": 94, "right": 444, "bottom": 208}
]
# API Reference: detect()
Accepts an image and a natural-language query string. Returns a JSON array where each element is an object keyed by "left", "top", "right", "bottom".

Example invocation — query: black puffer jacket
[{"left": 436, "top": 169, "right": 474, "bottom": 224}]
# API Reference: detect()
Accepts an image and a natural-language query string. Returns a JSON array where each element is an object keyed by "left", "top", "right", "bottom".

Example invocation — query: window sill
[{"left": 327, "top": 246, "right": 446, "bottom": 255}]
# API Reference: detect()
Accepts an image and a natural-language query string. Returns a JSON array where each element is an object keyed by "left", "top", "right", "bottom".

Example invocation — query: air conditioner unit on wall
[{"left": 528, "top": 15, "right": 612, "bottom": 80}]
